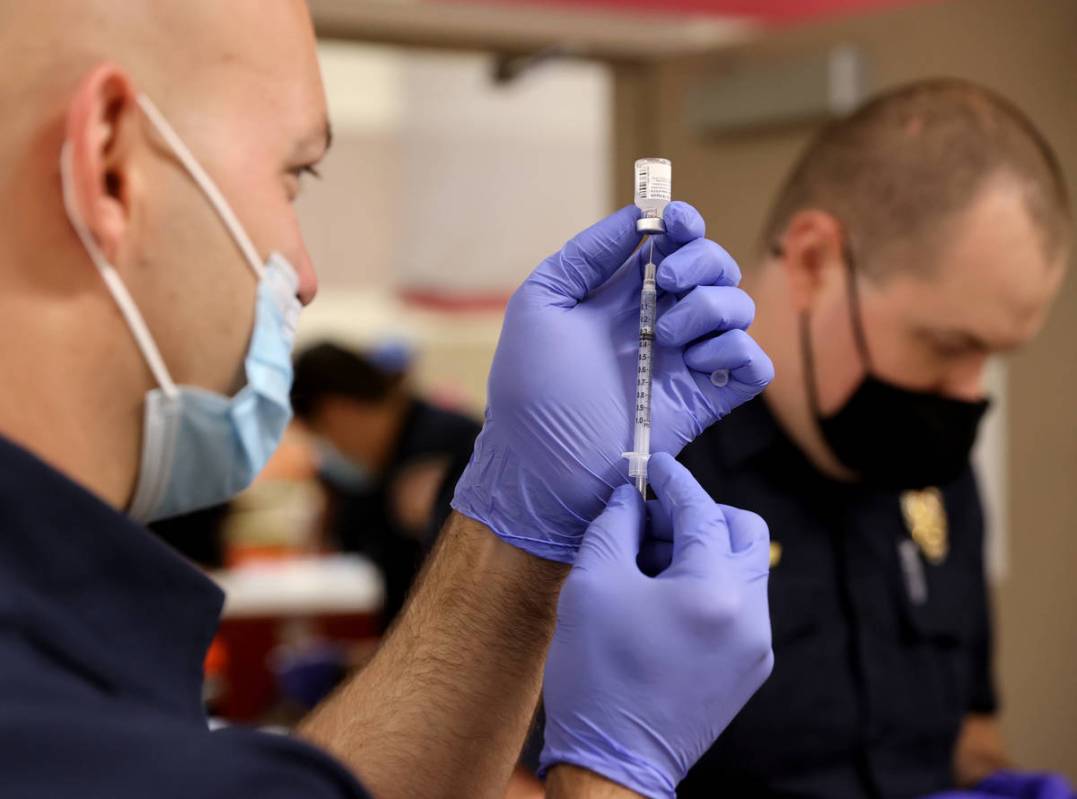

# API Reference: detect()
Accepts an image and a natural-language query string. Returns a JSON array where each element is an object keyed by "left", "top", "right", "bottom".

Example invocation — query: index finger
[
  {"left": 656, "top": 238, "right": 742, "bottom": 293},
  {"left": 647, "top": 201, "right": 707, "bottom": 258}
]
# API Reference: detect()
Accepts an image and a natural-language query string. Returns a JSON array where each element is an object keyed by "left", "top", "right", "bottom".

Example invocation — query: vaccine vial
[{"left": 634, "top": 157, "right": 671, "bottom": 234}]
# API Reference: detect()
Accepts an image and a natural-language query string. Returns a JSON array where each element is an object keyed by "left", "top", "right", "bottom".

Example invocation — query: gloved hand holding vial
[
  {"left": 453, "top": 160, "right": 774, "bottom": 562},
  {"left": 625, "top": 158, "right": 733, "bottom": 496}
]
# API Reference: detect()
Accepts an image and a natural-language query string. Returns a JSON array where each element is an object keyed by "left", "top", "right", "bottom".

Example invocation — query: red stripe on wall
[
  {"left": 399, "top": 288, "right": 511, "bottom": 312},
  {"left": 434, "top": 0, "right": 932, "bottom": 25}
]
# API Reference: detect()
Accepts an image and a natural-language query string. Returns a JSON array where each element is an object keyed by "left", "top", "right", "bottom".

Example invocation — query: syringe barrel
[
  {"left": 635, "top": 293, "right": 656, "bottom": 429},
  {"left": 639, "top": 262, "right": 657, "bottom": 334},
  {"left": 630, "top": 261, "right": 657, "bottom": 482}
]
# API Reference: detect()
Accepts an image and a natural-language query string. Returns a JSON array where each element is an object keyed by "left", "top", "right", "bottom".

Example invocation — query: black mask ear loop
[
  {"left": 800, "top": 310, "right": 823, "bottom": 419},
  {"left": 769, "top": 234, "right": 827, "bottom": 421},
  {"left": 841, "top": 234, "right": 875, "bottom": 375},
  {"left": 791, "top": 226, "right": 871, "bottom": 421}
]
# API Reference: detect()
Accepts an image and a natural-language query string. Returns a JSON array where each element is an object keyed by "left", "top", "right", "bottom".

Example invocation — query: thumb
[
  {"left": 720, "top": 505, "right": 770, "bottom": 555},
  {"left": 648, "top": 453, "right": 731, "bottom": 575},
  {"left": 526, "top": 206, "right": 642, "bottom": 306},
  {"left": 575, "top": 484, "right": 645, "bottom": 571}
]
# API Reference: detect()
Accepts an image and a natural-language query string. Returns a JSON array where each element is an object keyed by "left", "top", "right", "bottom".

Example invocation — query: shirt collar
[
  {"left": 0, "top": 434, "right": 223, "bottom": 721},
  {"left": 715, "top": 395, "right": 787, "bottom": 470},
  {"left": 715, "top": 396, "right": 905, "bottom": 501}
]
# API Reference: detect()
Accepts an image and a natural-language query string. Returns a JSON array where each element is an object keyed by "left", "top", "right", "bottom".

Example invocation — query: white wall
[{"left": 294, "top": 42, "right": 612, "bottom": 409}]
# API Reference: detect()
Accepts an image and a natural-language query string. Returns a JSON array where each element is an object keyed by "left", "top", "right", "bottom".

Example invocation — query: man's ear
[
  {"left": 777, "top": 210, "right": 846, "bottom": 314},
  {"left": 63, "top": 63, "right": 142, "bottom": 263}
]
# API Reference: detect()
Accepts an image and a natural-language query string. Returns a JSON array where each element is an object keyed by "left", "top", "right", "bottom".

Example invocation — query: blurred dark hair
[
  {"left": 291, "top": 342, "right": 404, "bottom": 420},
  {"left": 762, "top": 78, "right": 1072, "bottom": 274}
]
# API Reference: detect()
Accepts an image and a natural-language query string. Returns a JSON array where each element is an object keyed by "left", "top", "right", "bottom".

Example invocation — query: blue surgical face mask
[
  {"left": 314, "top": 438, "right": 374, "bottom": 492},
  {"left": 59, "top": 94, "right": 303, "bottom": 522}
]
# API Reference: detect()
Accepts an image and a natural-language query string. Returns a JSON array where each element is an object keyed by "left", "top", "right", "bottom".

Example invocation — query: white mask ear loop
[
  {"left": 59, "top": 143, "right": 178, "bottom": 398},
  {"left": 136, "top": 94, "right": 265, "bottom": 281}
]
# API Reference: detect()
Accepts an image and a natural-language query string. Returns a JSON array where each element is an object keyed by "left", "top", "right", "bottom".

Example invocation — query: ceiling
[{"left": 309, "top": 0, "right": 936, "bottom": 60}]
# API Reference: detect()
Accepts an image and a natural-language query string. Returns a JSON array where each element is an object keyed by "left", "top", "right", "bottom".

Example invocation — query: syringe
[
  {"left": 623, "top": 158, "right": 671, "bottom": 496},
  {"left": 624, "top": 239, "right": 659, "bottom": 496}
]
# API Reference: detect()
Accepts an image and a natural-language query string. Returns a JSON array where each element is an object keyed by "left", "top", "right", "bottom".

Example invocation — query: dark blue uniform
[
  {"left": 677, "top": 399, "right": 996, "bottom": 799},
  {"left": 0, "top": 435, "right": 370, "bottom": 798},
  {"left": 327, "top": 398, "right": 480, "bottom": 629}
]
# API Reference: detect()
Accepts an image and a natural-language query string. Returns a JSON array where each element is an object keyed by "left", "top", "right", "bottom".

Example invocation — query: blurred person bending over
[
  {"left": 291, "top": 342, "right": 481, "bottom": 628},
  {"left": 0, "top": 2, "right": 777, "bottom": 797},
  {"left": 676, "top": 81, "right": 1072, "bottom": 799}
]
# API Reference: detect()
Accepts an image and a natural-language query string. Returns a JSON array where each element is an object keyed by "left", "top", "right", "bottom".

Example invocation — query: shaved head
[
  {"left": 0, "top": 0, "right": 329, "bottom": 509},
  {"left": 761, "top": 79, "right": 1071, "bottom": 277},
  {"left": 1, "top": 4, "right": 224, "bottom": 146},
  {"left": 0, "top": 1, "right": 326, "bottom": 175}
]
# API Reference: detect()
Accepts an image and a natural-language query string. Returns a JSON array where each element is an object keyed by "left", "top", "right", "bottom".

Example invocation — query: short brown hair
[
  {"left": 762, "top": 79, "right": 1072, "bottom": 273},
  {"left": 291, "top": 342, "right": 404, "bottom": 420}
]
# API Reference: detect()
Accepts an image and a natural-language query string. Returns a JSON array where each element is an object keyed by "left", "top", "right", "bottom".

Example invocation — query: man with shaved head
[{"left": 0, "top": 2, "right": 780, "bottom": 798}]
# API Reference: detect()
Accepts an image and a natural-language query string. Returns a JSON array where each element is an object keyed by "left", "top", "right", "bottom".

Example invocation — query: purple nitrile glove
[
  {"left": 976, "top": 771, "right": 1074, "bottom": 799},
  {"left": 924, "top": 770, "right": 1074, "bottom": 799},
  {"left": 539, "top": 453, "right": 774, "bottom": 798},
  {"left": 451, "top": 202, "right": 772, "bottom": 562}
]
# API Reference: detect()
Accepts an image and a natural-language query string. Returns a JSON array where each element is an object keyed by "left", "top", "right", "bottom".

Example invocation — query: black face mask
[{"left": 801, "top": 248, "right": 990, "bottom": 490}]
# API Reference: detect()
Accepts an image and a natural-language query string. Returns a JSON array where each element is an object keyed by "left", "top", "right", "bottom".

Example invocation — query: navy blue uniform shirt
[
  {"left": 328, "top": 398, "right": 480, "bottom": 629},
  {"left": 677, "top": 399, "right": 996, "bottom": 799},
  {"left": 0, "top": 435, "right": 370, "bottom": 798}
]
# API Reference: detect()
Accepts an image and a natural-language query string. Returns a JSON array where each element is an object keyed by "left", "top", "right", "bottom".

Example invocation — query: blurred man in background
[
  {"left": 292, "top": 342, "right": 480, "bottom": 628},
  {"left": 677, "top": 80, "right": 1072, "bottom": 799}
]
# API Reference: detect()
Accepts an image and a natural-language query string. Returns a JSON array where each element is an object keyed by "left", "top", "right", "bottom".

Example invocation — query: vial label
[{"left": 635, "top": 160, "right": 671, "bottom": 202}]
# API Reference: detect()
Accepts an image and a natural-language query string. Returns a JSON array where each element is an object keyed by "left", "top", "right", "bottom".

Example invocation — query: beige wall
[
  {"left": 614, "top": 0, "right": 1077, "bottom": 776},
  {"left": 295, "top": 44, "right": 612, "bottom": 412}
]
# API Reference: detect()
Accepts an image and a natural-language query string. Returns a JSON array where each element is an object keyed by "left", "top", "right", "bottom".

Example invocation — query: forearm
[
  {"left": 298, "top": 511, "right": 568, "bottom": 799},
  {"left": 546, "top": 765, "right": 646, "bottom": 799}
]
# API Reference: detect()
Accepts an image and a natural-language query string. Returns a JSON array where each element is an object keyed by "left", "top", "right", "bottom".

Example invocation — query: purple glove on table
[
  {"left": 540, "top": 453, "right": 774, "bottom": 798},
  {"left": 452, "top": 202, "right": 772, "bottom": 562},
  {"left": 927, "top": 770, "right": 1075, "bottom": 799}
]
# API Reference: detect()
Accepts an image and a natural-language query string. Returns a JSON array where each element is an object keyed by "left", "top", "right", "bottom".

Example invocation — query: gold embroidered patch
[
  {"left": 900, "top": 487, "right": 948, "bottom": 565},
  {"left": 769, "top": 541, "right": 783, "bottom": 568}
]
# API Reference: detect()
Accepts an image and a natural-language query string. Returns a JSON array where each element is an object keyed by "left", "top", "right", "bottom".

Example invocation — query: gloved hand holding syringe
[
  {"left": 454, "top": 162, "right": 771, "bottom": 563},
  {"left": 624, "top": 158, "right": 730, "bottom": 496}
]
